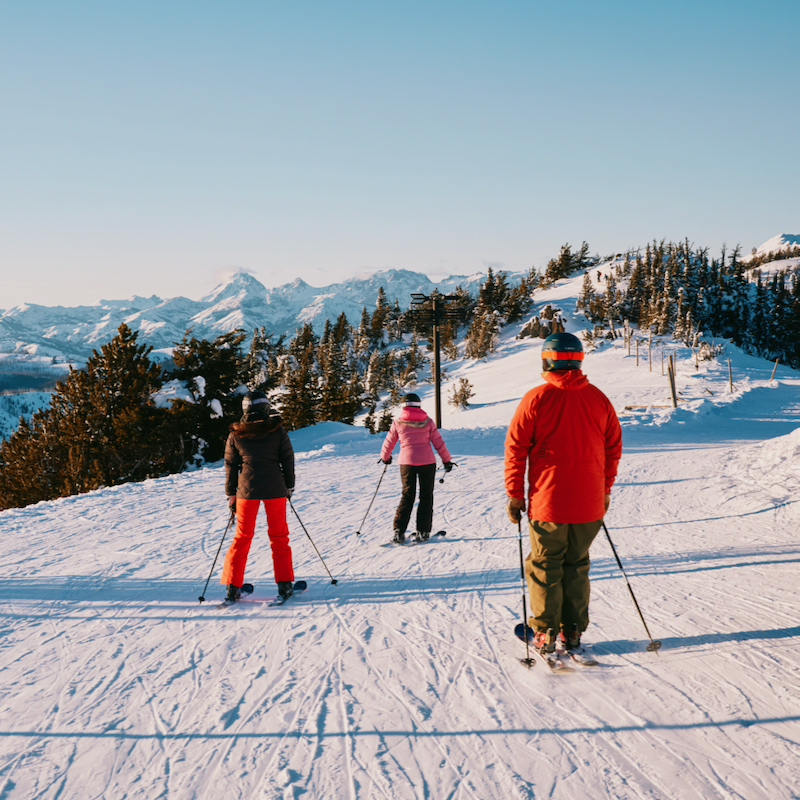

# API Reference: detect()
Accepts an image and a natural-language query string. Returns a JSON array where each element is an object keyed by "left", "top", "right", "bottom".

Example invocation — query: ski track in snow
[{"left": 2, "top": 275, "right": 800, "bottom": 798}]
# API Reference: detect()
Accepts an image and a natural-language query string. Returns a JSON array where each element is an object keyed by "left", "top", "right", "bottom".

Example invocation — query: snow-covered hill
[
  {"left": 0, "top": 268, "right": 488, "bottom": 365},
  {"left": 752, "top": 232, "right": 800, "bottom": 257},
  {"left": 2, "top": 267, "right": 799, "bottom": 799}
]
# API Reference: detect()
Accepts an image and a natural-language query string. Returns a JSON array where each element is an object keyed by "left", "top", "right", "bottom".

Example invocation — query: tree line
[
  {"left": 577, "top": 240, "right": 800, "bottom": 367},
  {"left": 6, "top": 237, "right": 790, "bottom": 510},
  {"left": 0, "top": 266, "right": 538, "bottom": 509}
]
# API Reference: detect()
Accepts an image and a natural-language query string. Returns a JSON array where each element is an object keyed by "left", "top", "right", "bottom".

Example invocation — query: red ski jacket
[{"left": 504, "top": 370, "right": 622, "bottom": 523}]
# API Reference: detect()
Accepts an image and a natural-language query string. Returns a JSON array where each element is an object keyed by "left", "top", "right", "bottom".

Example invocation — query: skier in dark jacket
[{"left": 221, "top": 390, "right": 296, "bottom": 602}]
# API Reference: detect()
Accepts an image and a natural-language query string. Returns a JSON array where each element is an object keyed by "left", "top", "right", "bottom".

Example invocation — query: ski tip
[
  {"left": 294, "top": 580, "right": 308, "bottom": 591},
  {"left": 514, "top": 623, "right": 534, "bottom": 643}
]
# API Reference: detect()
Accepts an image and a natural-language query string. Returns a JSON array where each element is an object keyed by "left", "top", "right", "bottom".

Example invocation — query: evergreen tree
[
  {"left": 377, "top": 401, "right": 394, "bottom": 432},
  {"left": 278, "top": 323, "right": 320, "bottom": 430},
  {"left": 0, "top": 324, "right": 182, "bottom": 509},
  {"left": 353, "top": 306, "right": 372, "bottom": 362},
  {"left": 242, "top": 327, "right": 286, "bottom": 391},
  {"left": 370, "top": 287, "right": 390, "bottom": 347},
  {"left": 464, "top": 310, "right": 500, "bottom": 359},
  {"left": 449, "top": 377, "right": 475, "bottom": 409},
  {"left": 169, "top": 329, "right": 247, "bottom": 462},
  {"left": 317, "top": 312, "right": 361, "bottom": 424},
  {"left": 363, "top": 404, "right": 377, "bottom": 434}
]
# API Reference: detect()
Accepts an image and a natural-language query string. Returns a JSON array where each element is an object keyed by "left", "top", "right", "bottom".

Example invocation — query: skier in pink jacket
[{"left": 380, "top": 393, "right": 455, "bottom": 543}]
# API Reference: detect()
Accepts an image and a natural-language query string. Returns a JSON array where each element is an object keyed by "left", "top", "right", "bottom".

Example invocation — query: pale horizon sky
[{"left": 1, "top": 0, "right": 798, "bottom": 310}]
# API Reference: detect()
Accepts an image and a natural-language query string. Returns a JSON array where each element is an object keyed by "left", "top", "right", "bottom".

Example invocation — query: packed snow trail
[{"left": 2, "top": 283, "right": 800, "bottom": 797}]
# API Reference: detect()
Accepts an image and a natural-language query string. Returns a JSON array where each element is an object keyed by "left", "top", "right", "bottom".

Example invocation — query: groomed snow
[{"left": 1, "top": 271, "right": 800, "bottom": 799}]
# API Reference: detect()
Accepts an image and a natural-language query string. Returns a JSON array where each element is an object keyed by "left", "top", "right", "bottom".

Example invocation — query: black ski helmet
[
  {"left": 541, "top": 332, "right": 584, "bottom": 372},
  {"left": 403, "top": 393, "right": 421, "bottom": 407},
  {"left": 242, "top": 390, "right": 270, "bottom": 416}
]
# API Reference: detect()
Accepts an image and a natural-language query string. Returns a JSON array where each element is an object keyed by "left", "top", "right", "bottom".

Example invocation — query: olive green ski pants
[{"left": 525, "top": 519, "right": 603, "bottom": 634}]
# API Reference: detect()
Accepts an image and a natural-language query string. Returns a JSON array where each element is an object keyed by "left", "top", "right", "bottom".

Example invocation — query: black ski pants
[{"left": 393, "top": 463, "right": 436, "bottom": 535}]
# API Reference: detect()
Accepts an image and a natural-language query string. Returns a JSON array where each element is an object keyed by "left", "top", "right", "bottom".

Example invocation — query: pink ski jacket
[{"left": 380, "top": 407, "right": 452, "bottom": 466}]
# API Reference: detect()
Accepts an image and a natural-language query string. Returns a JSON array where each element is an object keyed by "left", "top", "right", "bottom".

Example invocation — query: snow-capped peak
[
  {"left": 200, "top": 270, "right": 268, "bottom": 304},
  {"left": 753, "top": 233, "right": 800, "bottom": 257}
]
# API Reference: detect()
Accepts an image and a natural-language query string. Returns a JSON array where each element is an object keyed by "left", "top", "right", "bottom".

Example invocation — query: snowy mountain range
[
  {"left": 1, "top": 233, "right": 797, "bottom": 373},
  {"left": 0, "top": 268, "right": 490, "bottom": 363}
]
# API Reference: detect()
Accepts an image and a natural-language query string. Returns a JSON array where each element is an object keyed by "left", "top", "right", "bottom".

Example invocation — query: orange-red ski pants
[{"left": 220, "top": 498, "right": 295, "bottom": 587}]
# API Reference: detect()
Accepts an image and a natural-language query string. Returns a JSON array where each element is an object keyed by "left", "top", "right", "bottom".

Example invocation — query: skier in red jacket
[{"left": 504, "top": 332, "right": 622, "bottom": 657}]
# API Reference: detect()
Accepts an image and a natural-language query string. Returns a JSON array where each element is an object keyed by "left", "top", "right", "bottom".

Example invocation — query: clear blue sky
[{"left": 1, "top": 0, "right": 798, "bottom": 309}]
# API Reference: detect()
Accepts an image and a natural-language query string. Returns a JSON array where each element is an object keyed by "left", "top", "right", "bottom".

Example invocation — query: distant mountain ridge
[
  {"left": 752, "top": 233, "right": 800, "bottom": 257},
  {"left": 0, "top": 268, "right": 490, "bottom": 362},
  {"left": 2, "top": 233, "right": 795, "bottom": 365}
]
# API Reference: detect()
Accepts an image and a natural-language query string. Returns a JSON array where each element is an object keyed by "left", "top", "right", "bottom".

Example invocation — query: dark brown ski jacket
[{"left": 224, "top": 413, "right": 295, "bottom": 499}]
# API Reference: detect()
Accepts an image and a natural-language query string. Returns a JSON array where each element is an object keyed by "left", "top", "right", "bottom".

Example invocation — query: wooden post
[
  {"left": 661, "top": 350, "right": 664, "bottom": 376},
  {"left": 667, "top": 356, "right": 678, "bottom": 408},
  {"left": 770, "top": 358, "right": 779, "bottom": 382},
  {"left": 432, "top": 295, "right": 443, "bottom": 429},
  {"left": 636, "top": 338, "right": 639, "bottom": 366},
  {"left": 728, "top": 358, "right": 733, "bottom": 393},
  {"left": 648, "top": 333, "right": 652, "bottom": 372}
]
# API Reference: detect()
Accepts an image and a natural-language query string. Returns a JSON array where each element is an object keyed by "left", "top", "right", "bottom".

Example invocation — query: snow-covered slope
[
  {"left": 2, "top": 269, "right": 799, "bottom": 799},
  {"left": 752, "top": 232, "right": 800, "bottom": 257},
  {"left": 0, "top": 268, "right": 489, "bottom": 364}
]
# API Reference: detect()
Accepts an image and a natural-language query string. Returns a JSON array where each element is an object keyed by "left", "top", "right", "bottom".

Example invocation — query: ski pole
[
  {"left": 602, "top": 521, "right": 662, "bottom": 653},
  {"left": 517, "top": 516, "right": 535, "bottom": 669},
  {"left": 198, "top": 507, "right": 236, "bottom": 603},
  {"left": 438, "top": 461, "right": 457, "bottom": 484},
  {"left": 289, "top": 500, "right": 338, "bottom": 585},
  {"left": 356, "top": 461, "right": 388, "bottom": 536}
]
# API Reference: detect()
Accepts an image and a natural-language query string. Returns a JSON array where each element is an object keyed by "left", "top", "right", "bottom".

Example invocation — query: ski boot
[
  {"left": 225, "top": 584, "right": 242, "bottom": 603},
  {"left": 559, "top": 623, "right": 599, "bottom": 665},
  {"left": 277, "top": 581, "right": 294, "bottom": 600},
  {"left": 414, "top": 530, "right": 430, "bottom": 542},
  {"left": 560, "top": 623, "right": 581, "bottom": 652},
  {"left": 392, "top": 530, "right": 405, "bottom": 544},
  {"left": 532, "top": 627, "right": 556, "bottom": 654}
]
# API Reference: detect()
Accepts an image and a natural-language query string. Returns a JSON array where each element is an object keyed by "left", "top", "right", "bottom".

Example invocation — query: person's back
[
  {"left": 506, "top": 368, "right": 619, "bottom": 524},
  {"left": 222, "top": 391, "right": 297, "bottom": 603},
  {"left": 504, "top": 332, "right": 621, "bottom": 663},
  {"left": 383, "top": 405, "right": 450, "bottom": 466},
  {"left": 380, "top": 394, "right": 454, "bottom": 543},
  {"left": 225, "top": 414, "right": 294, "bottom": 500}
]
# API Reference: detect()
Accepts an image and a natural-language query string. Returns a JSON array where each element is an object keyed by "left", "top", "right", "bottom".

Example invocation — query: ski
[
  {"left": 514, "top": 624, "right": 574, "bottom": 673},
  {"left": 380, "top": 531, "right": 447, "bottom": 547},
  {"left": 215, "top": 583, "right": 254, "bottom": 609},
  {"left": 561, "top": 646, "right": 599, "bottom": 667},
  {"left": 266, "top": 580, "right": 308, "bottom": 607}
]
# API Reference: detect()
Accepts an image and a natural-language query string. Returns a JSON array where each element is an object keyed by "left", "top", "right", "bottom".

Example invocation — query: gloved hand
[
  {"left": 227, "top": 496, "right": 236, "bottom": 510},
  {"left": 506, "top": 496, "right": 526, "bottom": 524},
  {"left": 381, "top": 456, "right": 392, "bottom": 465},
  {"left": 286, "top": 487, "right": 294, "bottom": 500},
  {"left": 443, "top": 462, "right": 455, "bottom": 473}
]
